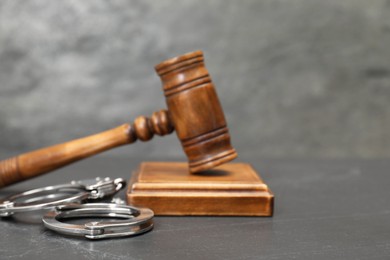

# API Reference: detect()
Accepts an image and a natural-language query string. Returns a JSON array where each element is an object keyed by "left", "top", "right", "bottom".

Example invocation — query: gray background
[{"left": 1, "top": 0, "right": 390, "bottom": 160}]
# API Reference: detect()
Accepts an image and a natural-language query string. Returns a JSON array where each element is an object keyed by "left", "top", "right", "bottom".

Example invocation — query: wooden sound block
[{"left": 126, "top": 162, "right": 274, "bottom": 216}]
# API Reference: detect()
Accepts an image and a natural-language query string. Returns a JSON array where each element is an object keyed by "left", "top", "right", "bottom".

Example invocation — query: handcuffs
[
  {"left": 43, "top": 203, "right": 154, "bottom": 239},
  {"left": 0, "top": 177, "right": 154, "bottom": 239}
]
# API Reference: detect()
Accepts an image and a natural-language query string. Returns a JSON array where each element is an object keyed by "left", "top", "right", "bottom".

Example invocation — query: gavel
[{"left": 0, "top": 50, "right": 237, "bottom": 188}]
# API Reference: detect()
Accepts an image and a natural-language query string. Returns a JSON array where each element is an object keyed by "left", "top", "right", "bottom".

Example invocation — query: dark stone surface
[
  {"left": 1, "top": 156, "right": 390, "bottom": 259},
  {"left": 1, "top": 0, "right": 390, "bottom": 159}
]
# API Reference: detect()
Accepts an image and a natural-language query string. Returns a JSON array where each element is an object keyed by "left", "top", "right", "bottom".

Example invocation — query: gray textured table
[{"left": 1, "top": 157, "right": 390, "bottom": 260}]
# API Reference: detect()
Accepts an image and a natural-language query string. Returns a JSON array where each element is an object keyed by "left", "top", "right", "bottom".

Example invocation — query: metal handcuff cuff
[{"left": 0, "top": 177, "right": 154, "bottom": 239}]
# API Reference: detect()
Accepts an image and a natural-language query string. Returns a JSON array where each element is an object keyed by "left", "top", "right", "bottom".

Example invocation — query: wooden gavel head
[
  {"left": 0, "top": 50, "right": 237, "bottom": 187},
  {"left": 155, "top": 50, "right": 237, "bottom": 172}
]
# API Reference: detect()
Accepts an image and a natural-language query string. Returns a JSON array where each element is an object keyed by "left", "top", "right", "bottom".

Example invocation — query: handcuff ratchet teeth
[{"left": 0, "top": 177, "right": 126, "bottom": 217}]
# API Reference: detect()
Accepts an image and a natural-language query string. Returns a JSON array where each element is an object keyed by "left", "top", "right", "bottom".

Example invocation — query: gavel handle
[
  {"left": 0, "top": 110, "right": 173, "bottom": 188},
  {"left": 0, "top": 124, "right": 135, "bottom": 188}
]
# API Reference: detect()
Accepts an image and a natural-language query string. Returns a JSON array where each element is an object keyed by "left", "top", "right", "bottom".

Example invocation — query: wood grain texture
[
  {"left": 155, "top": 51, "right": 237, "bottom": 172},
  {"left": 127, "top": 162, "right": 274, "bottom": 216}
]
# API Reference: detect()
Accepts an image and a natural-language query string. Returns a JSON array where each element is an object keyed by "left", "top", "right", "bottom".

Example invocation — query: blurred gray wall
[{"left": 1, "top": 0, "right": 390, "bottom": 160}]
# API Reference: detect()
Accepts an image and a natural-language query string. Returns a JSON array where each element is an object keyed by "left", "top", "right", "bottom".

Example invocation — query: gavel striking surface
[{"left": 127, "top": 162, "right": 274, "bottom": 216}]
